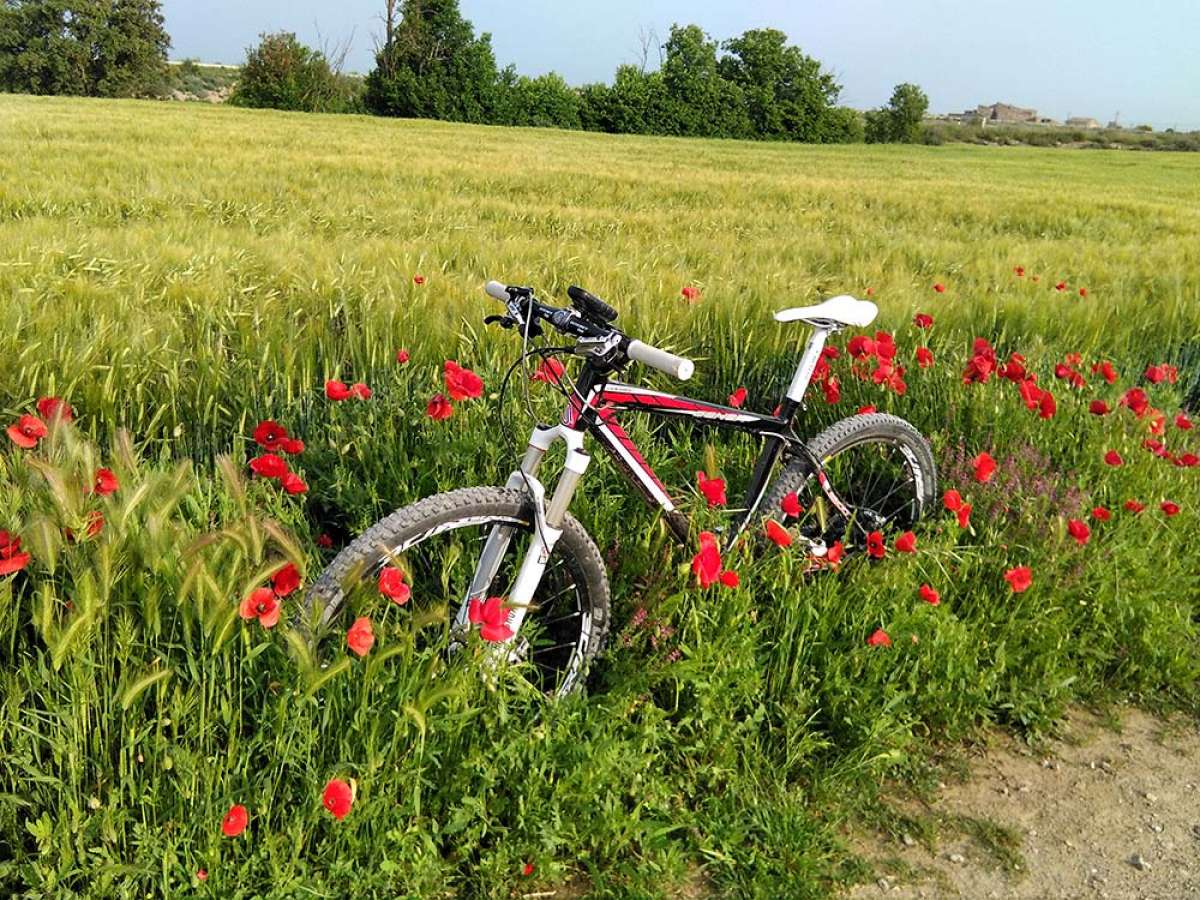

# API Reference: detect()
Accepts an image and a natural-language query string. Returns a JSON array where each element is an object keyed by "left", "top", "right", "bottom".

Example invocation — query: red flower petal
[
  {"left": 221, "top": 804, "right": 248, "bottom": 837},
  {"left": 719, "top": 570, "right": 740, "bottom": 589},
  {"left": 696, "top": 471, "right": 727, "bottom": 507},
  {"left": 1091, "top": 507, "right": 1111, "bottom": 521},
  {"left": 37, "top": 396, "right": 73, "bottom": 423},
  {"left": 426, "top": 394, "right": 453, "bottom": 420},
  {"left": 932, "top": 283, "right": 945, "bottom": 293},
  {"left": 1161, "top": 501, "right": 1180, "bottom": 517},
  {"left": 92, "top": 467, "right": 119, "bottom": 496},
  {"left": 916, "top": 347, "right": 934, "bottom": 369},
  {"left": 1103, "top": 450, "right": 1123, "bottom": 467},
  {"left": 253, "top": 419, "right": 288, "bottom": 450},
  {"left": 918, "top": 584, "right": 940, "bottom": 605},
  {"left": 325, "top": 380, "right": 353, "bottom": 401},
  {"left": 972, "top": 452, "right": 997, "bottom": 484},
  {"left": 867, "top": 627, "right": 892, "bottom": 647},
  {"left": 727, "top": 386, "right": 747, "bottom": 408},
  {"left": 1066, "top": 518, "right": 1091, "bottom": 546},
  {"left": 1088, "top": 400, "right": 1110, "bottom": 416},
  {"left": 396, "top": 348, "right": 410, "bottom": 364},
  {"left": 894, "top": 531, "right": 917, "bottom": 553},
  {"left": 780, "top": 492, "right": 803, "bottom": 518},
  {"left": 444, "top": 361, "right": 484, "bottom": 401},
  {"left": 1003, "top": 565, "right": 1033, "bottom": 593},
  {"left": 942, "top": 489, "right": 963, "bottom": 512},
  {"left": 765, "top": 519, "right": 793, "bottom": 548},
  {"left": 322, "top": 778, "right": 354, "bottom": 820},
  {"left": 347, "top": 616, "right": 375, "bottom": 657},
  {"left": 250, "top": 454, "right": 289, "bottom": 480},
  {"left": 272, "top": 562, "right": 301, "bottom": 597},
  {"left": 378, "top": 566, "right": 411, "bottom": 605},
  {"left": 281, "top": 472, "right": 308, "bottom": 495},
  {"left": 692, "top": 531, "right": 722, "bottom": 586},
  {"left": 866, "top": 531, "right": 886, "bottom": 559},
  {"left": 1124, "top": 499, "right": 1145, "bottom": 513},
  {"left": 913, "top": 313, "right": 934, "bottom": 329}
]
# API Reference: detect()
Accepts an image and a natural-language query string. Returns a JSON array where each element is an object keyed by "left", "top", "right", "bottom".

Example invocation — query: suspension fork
[{"left": 455, "top": 425, "right": 591, "bottom": 641}]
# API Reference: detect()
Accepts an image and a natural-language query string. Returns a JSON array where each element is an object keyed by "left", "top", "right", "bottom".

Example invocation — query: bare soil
[{"left": 846, "top": 707, "right": 1200, "bottom": 899}]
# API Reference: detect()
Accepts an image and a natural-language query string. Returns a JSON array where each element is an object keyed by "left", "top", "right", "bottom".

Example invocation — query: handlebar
[{"left": 484, "top": 280, "right": 694, "bottom": 381}]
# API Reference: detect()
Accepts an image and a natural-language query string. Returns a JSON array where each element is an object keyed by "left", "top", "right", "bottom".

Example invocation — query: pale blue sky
[{"left": 162, "top": 0, "right": 1199, "bottom": 129}]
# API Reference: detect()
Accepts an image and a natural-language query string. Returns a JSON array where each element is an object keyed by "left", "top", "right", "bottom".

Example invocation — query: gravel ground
[{"left": 847, "top": 707, "right": 1200, "bottom": 900}]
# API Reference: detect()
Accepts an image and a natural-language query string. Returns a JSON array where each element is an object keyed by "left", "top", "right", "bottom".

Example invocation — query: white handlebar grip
[
  {"left": 627, "top": 340, "right": 695, "bottom": 381},
  {"left": 485, "top": 280, "right": 509, "bottom": 301}
]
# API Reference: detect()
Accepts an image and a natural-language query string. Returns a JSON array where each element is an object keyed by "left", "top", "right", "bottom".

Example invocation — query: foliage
[
  {"left": 865, "top": 82, "right": 929, "bottom": 144},
  {"left": 492, "top": 67, "right": 580, "bottom": 130},
  {"left": 364, "top": 0, "right": 498, "bottom": 122},
  {"left": 1, "top": 95, "right": 1199, "bottom": 895},
  {"left": 0, "top": 0, "right": 169, "bottom": 97},
  {"left": 230, "top": 32, "right": 360, "bottom": 114}
]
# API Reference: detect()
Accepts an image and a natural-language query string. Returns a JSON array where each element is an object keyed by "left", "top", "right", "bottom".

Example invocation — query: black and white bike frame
[{"left": 455, "top": 321, "right": 857, "bottom": 642}]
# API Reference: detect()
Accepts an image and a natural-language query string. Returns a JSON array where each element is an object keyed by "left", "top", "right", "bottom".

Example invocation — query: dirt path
[{"left": 847, "top": 707, "right": 1200, "bottom": 900}]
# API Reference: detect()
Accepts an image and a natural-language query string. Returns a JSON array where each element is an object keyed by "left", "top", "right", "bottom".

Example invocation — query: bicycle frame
[{"left": 458, "top": 321, "right": 856, "bottom": 643}]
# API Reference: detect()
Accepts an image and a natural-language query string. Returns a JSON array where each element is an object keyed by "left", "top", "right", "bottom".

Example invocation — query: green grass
[{"left": 0, "top": 94, "right": 1198, "bottom": 898}]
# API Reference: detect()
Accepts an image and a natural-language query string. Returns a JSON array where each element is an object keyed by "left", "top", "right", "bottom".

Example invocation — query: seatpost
[{"left": 784, "top": 326, "right": 833, "bottom": 404}]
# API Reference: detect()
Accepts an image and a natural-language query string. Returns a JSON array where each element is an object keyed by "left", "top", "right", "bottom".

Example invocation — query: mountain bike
[{"left": 303, "top": 282, "right": 937, "bottom": 695}]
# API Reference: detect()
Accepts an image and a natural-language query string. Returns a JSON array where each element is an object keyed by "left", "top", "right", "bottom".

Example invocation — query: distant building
[
  {"left": 1066, "top": 117, "right": 1101, "bottom": 129},
  {"left": 950, "top": 102, "right": 1039, "bottom": 125}
]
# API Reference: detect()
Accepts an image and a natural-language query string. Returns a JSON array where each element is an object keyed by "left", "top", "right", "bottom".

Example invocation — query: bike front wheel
[{"left": 302, "top": 486, "right": 611, "bottom": 696}]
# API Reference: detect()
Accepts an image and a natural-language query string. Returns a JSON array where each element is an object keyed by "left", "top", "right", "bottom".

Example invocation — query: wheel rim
[{"left": 326, "top": 515, "right": 591, "bottom": 694}]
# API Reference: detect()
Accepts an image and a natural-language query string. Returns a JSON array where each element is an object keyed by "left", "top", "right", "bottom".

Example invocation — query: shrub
[{"left": 230, "top": 32, "right": 358, "bottom": 114}]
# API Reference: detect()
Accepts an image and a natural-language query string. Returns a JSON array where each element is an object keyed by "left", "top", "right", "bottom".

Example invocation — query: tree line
[{"left": 0, "top": 0, "right": 930, "bottom": 144}]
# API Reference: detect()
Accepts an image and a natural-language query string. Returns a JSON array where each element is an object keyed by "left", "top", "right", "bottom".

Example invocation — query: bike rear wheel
[
  {"left": 761, "top": 413, "right": 937, "bottom": 554},
  {"left": 302, "top": 486, "right": 611, "bottom": 696}
]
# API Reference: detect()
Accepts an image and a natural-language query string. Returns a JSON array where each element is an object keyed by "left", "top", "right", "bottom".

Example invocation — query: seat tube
[{"left": 785, "top": 328, "right": 830, "bottom": 402}]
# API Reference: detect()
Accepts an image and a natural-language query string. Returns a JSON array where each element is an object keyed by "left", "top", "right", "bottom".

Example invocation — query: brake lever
[{"left": 484, "top": 315, "right": 516, "bottom": 329}]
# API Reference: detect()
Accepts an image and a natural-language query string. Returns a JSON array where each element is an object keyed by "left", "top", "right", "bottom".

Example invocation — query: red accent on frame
[
  {"left": 599, "top": 389, "right": 738, "bottom": 417},
  {"left": 595, "top": 407, "right": 671, "bottom": 496}
]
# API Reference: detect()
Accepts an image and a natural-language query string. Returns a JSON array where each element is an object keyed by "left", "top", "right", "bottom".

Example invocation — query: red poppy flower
[
  {"left": 37, "top": 396, "right": 73, "bottom": 423},
  {"left": 719, "top": 570, "right": 740, "bottom": 589},
  {"left": 325, "top": 380, "right": 353, "bottom": 401},
  {"left": 253, "top": 419, "right": 288, "bottom": 450},
  {"left": 92, "top": 467, "right": 119, "bottom": 496},
  {"left": 413, "top": 274, "right": 426, "bottom": 285},
  {"left": 346, "top": 616, "right": 375, "bottom": 656},
  {"left": 728, "top": 386, "right": 748, "bottom": 408},
  {"left": 281, "top": 472, "right": 308, "bottom": 495},
  {"left": 239, "top": 587, "right": 281, "bottom": 628},
  {"left": 1066, "top": 518, "right": 1091, "bottom": 546},
  {"left": 765, "top": 519, "right": 793, "bottom": 548},
  {"left": 696, "top": 471, "right": 727, "bottom": 507},
  {"left": 1147, "top": 411, "right": 1166, "bottom": 436},
  {"left": 680, "top": 285, "right": 701, "bottom": 302},
  {"left": 378, "top": 566, "right": 411, "bottom": 605},
  {"left": 913, "top": 313, "right": 934, "bottom": 329},
  {"left": 1161, "top": 501, "right": 1180, "bottom": 517},
  {"left": 272, "top": 562, "right": 301, "bottom": 597},
  {"left": 691, "top": 531, "right": 722, "bottom": 587},
  {"left": 221, "top": 804, "right": 248, "bottom": 837},
  {"left": 280, "top": 437, "right": 305, "bottom": 455},
  {"left": 1018, "top": 378, "right": 1043, "bottom": 411},
  {"left": 396, "top": 348, "right": 410, "bottom": 364},
  {"left": 1103, "top": 450, "right": 1123, "bottom": 467},
  {"left": 1091, "top": 360, "right": 1118, "bottom": 384},
  {"left": 1054, "top": 281, "right": 1067, "bottom": 292},
  {"left": 347, "top": 382, "right": 370, "bottom": 400},
  {"left": 857, "top": 405, "right": 877, "bottom": 415},
  {"left": 317, "top": 533, "right": 334, "bottom": 548},
  {"left": 932, "top": 283, "right": 946, "bottom": 293},
  {"left": 972, "top": 452, "right": 997, "bottom": 483},
  {"left": 962, "top": 338, "right": 998, "bottom": 384},
  {"left": 866, "top": 531, "right": 886, "bottom": 559},
  {"left": 468, "top": 596, "right": 514, "bottom": 642},
  {"left": 1176, "top": 453, "right": 1199, "bottom": 468},
  {"left": 1091, "top": 506, "right": 1111, "bottom": 521},
  {"left": 522, "top": 863, "right": 536, "bottom": 877},
  {"left": 916, "top": 347, "right": 934, "bottom": 369},
  {"left": 1004, "top": 566, "right": 1033, "bottom": 593},
  {"left": 780, "top": 492, "right": 803, "bottom": 518},
  {"left": 1037, "top": 390, "right": 1057, "bottom": 419},
  {"left": 7, "top": 414, "right": 47, "bottom": 449},
  {"left": 1088, "top": 400, "right": 1110, "bottom": 416},
  {"left": 1119, "top": 387, "right": 1150, "bottom": 417},
  {"left": 1143, "top": 438, "right": 1169, "bottom": 459},
  {"left": 426, "top": 393, "right": 453, "bottom": 420},
  {"left": 444, "top": 361, "right": 484, "bottom": 401},
  {"left": 942, "top": 489, "right": 963, "bottom": 512},
  {"left": 826, "top": 541, "right": 844, "bottom": 566},
  {"left": 822, "top": 377, "right": 841, "bottom": 405},
  {"left": 847, "top": 335, "right": 876, "bottom": 359},
  {"left": 1124, "top": 499, "right": 1145, "bottom": 513},
  {"left": 0, "top": 531, "right": 31, "bottom": 577},
  {"left": 956, "top": 503, "right": 973, "bottom": 529},
  {"left": 322, "top": 778, "right": 354, "bottom": 819},
  {"left": 894, "top": 531, "right": 917, "bottom": 553},
  {"left": 999, "top": 353, "right": 1028, "bottom": 382},
  {"left": 531, "top": 358, "right": 566, "bottom": 385},
  {"left": 867, "top": 627, "right": 892, "bottom": 647},
  {"left": 1014, "top": 266, "right": 1025, "bottom": 277},
  {"left": 196, "top": 869, "right": 208, "bottom": 882},
  {"left": 1175, "top": 412, "right": 1193, "bottom": 430},
  {"left": 919, "top": 584, "right": 940, "bottom": 605},
  {"left": 1078, "top": 287, "right": 1088, "bottom": 298},
  {"left": 249, "top": 453, "right": 288, "bottom": 480}
]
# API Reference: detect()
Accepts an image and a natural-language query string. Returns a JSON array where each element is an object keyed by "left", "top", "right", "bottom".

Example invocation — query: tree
[
  {"left": 492, "top": 68, "right": 580, "bottom": 129},
  {"left": 0, "top": 0, "right": 170, "bottom": 97},
  {"left": 718, "top": 28, "right": 847, "bottom": 142},
  {"left": 364, "top": 0, "right": 498, "bottom": 122},
  {"left": 230, "top": 32, "right": 357, "bottom": 113},
  {"left": 866, "top": 82, "right": 929, "bottom": 143},
  {"left": 659, "top": 23, "right": 750, "bottom": 138}
]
